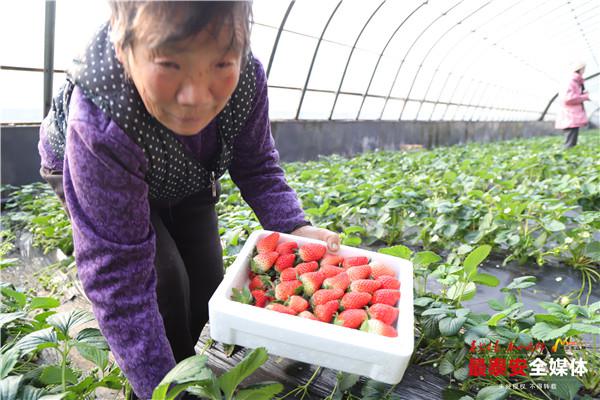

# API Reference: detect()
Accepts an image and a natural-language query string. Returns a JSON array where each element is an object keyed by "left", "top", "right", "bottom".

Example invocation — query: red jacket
[{"left": 555, "top": 72, "right": 589, "bottom": 129}]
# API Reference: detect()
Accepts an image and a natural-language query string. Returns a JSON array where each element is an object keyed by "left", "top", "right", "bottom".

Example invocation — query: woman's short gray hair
[{"left": 109, "top": 1, "right": 252, "bottom": 64}]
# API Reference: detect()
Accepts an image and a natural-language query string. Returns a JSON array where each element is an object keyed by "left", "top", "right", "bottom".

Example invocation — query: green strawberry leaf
[
  {"left": 231, "top": 287, "right": 253, "bottom": 304},
  {"left": 218, "top": 347, "right": 269, "bottom": 400}
]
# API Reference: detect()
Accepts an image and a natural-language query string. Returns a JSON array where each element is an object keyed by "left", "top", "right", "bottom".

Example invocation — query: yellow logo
[{"left": 551, "top": 338, "right": 578, "bottom": 352}]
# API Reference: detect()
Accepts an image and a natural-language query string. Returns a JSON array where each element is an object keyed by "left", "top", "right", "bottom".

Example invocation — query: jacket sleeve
[
  {"left": 228, "top": 58, "right": 308, "bottom": 233},
  {"left": 63, "top": 89, "right": 176, "bottom": 399},
  {"left": 564, "top": 80, "right": 589, "bottom": 105}
]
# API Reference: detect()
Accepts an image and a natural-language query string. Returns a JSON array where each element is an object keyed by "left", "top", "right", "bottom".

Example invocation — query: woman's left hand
[{"left": 291, "top": 225, "right": 341, "bottom": 253}]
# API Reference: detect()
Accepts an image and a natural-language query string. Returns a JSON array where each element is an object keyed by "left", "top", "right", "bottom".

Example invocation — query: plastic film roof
[{"left": 1, "top": 0, "right": 598, "bottom": 123}]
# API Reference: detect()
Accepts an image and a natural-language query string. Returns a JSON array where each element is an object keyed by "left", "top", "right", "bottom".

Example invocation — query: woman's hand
[{"left": 291, "top": 225, "right": 341, "bottom": 253}]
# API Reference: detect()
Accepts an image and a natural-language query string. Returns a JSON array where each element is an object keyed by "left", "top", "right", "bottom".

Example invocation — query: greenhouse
[{"left": 1, "top": 1, "right": 599, "bottom": 399}]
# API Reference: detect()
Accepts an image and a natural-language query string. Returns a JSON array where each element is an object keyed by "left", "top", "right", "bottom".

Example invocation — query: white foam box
[{"left": 208, "top": 230, "right": 414, "bottom": 384}]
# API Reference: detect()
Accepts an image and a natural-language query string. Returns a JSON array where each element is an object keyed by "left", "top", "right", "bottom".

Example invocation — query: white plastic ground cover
[{"left": 209, "top": 230, "right": 414, "bottom": 384}]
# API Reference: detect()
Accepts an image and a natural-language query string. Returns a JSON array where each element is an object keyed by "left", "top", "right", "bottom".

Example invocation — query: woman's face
[{"left": 121, "top": 25, "right": 242, "bottom": 136}]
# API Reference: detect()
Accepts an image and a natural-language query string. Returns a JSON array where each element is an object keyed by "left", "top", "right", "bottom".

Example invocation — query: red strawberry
[
  {"left": 321, "top": 254, "right": 344, "bottom": 267},
  {"left": 361, "top": 319, "right": 398, "bottom": 337},
  {"left": 299, "top": 271, "right": 326, "bottom": 296},
  {"left": 334, "top": 309, "right": 367, "bottom": 329},
  {"left": 251, "top": 251, "right": 278, "bottom": 273},
  {"left": 343, "top": 256, "right": 369, "bottom": 269},
  {"left": 322, "top": 271, "right": 350, "bottom": 291},
  {"left": 319, "top": 265, "right": 345, "bottom": 278},
  {"left": 368, "top": 303, "right": 399, "bottom": 325},
  {"left": 266, "top": 303, "right": 297, "bottom": 315},
  {"left": 275, "top": 280, "right": 302, "bottom": 301},
  {"left": 340, "top": 292, "right": 372, "bottom": 310},
  {"left": 298, "top": 310, "right": 318, "bottom": 320},
  {"left": 346, "top": 265, "right": 372, "bottom": 281},
  {"left": 274, "top": 253, "right": 296, "bottom": 272},
  {"left": 349, "top": 279, "right": 382, "bottom": 294},
  {"left": 280, "top": 268, "right": 298, "bottom": 281},
  {"left": 276, "top": 241, "right": 298, "bottom": 255},
  {"left": 295, "top": 261, "right": 319, "bottom": 276},
  {"left": 372, "top": 289, "right": 401, "bottom": 306},
  {"left": 311, "top": 288, "right": 344, "bottom": 306},
  {"left": 370, "top": 262, "right": 396, "bottom": 279},
  {"left": 249, "top": 275, "right": 271, "bottom": 290},
  {"left": 251, "top": 289, "right": 270, "bottom": 308},
  {"left": 376, "top": 275, "right": 401, "bottom": 289},
  {"left": 287, "top": 295, "right": 309, "bottom": 313},
  {"left": 257, "top": 232, "right": 280, "bottom": 254},
  {"left": 314, "top": 300, "right": 339, "bottom": 322},
  {"left": 298, "top": 243, "right": 327, "bottom": 262}
]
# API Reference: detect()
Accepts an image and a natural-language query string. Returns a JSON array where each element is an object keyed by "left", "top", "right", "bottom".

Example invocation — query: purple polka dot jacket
[{"left": 38, "top": 25, "right": 307, "bottom": 399}]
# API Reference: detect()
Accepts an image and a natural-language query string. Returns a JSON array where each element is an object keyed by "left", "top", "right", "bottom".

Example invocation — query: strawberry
[
  {"left": 257, "top": 232, "right": 280, "bottom": 253},
  {"left": 251, "top": 251, "right": 278, "bottom": 273},
  {"left": 314, "top": 300, "right": 339, "bottom": 322},
  {"left": 266, "top": 303, "right": 297, "bottom": 315},
  {"left": 280, "top": 268, "right": 298, "bottom": 281},
  {"left": 311, "top": 288, "right": 344, "bottom": 306},
  {"left": 287, "top": 295, "right": 309, "bottom": 313},
  {"left": 360, "top": 319, "right": 398, "bottom": 337},
  {"left": 340, "top": 292, "right": 372, "bottom": 310},
  {"left": 295, "top": 261, "right": 319, "bottom": 276},
  {"left": 251, "top": 289, "right": 270, "bottom": 308},
  {"left": 368, "top": 303, "right": 399, "bottom": 325},
  {"left": 370, "top": 262, "right": 396, "bottom": 279},
  {"left": 346, "top": 265, "right": 371, "bottom": 281},
  {"left": 298, "top": 243, "right": 327, "bottom": 262},
  {"left": 321, "top": 254, "right": 344, "bottom": 267},
  {"left": 372, "top": 289, "right": 400, "bottom": 306},
  {"left": 376, "top": 275, "right": 401, "bottom": 289},
  {"left": 249, "top": 275, "right": 271, "bottom": 290},
  {"left": 275, "top": 280, "right": 302, "bottom": 301},
  {"left": 322, "top": 271, "right": 350, "bottom": 291},
  {"left": 299, "top": 271, "right": 326, "bottom": 296},
  {"left": 342, "top": 256, "right": 369, "bottom": 269},
  {"left": 274, "top": 253, "right": 296, "bottom": 272},
  {"left": 334, "top": 309, "right": 367, "bottom": 329},
  {"left": 276, "top": 241, "right": 298, "bottom": 255},
  {"left": 319, "top": 264, "right": 345, "bottom": 278},
  {"left": 298, "top": 310, "right": 318, "bottom": 320},
  {"left": 349, "top": 279, "right": 382, "bottom": 294}
]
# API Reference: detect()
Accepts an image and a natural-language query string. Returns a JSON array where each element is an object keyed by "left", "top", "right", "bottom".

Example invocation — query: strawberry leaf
[{"left": 231, "top": 287, "right": 253, "bottom": 305}]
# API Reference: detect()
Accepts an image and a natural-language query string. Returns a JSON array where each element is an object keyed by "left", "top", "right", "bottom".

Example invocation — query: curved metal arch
[
  {"left": 266, "top": 0, "right": 295, "bottom": 79},
  {"left": 379, "top": 0, "right": 466, "bottom": 120},
  {"left": 438, "top": 0, "right": 571, "bottom": 120},
  {"left": 414, "top": 0, "right": 524, "bottom": 120},
  {"left": 539, "top": 72, "right": 600, "bottom": 120},
  {"left": 568, "top": 2, "right": 600, "bottom": 67},
  {"left": 328, "top": 0, "right": 387, "bottom": 120},
  {"left": 295, "top": 0, "right": 344, "bottom": 119},
  {"left": 355, "top": 1, "right": 428, "bottom": 120},
  {"left": 397, "top": 0, "right": 493, "bottom": 121},
  {"left": 437, "top": 0, "right": 562, "bottom": 118},
  {"left": 432, "top": 0, "right": 564, "bottom": 114}
]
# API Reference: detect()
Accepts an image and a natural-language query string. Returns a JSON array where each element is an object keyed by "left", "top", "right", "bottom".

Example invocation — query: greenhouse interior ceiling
[{"left": 1, "top": 0, "right": 599, "bottom": 124}]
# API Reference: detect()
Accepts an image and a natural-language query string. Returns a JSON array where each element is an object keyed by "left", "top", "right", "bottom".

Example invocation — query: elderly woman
[
  {"left": 38, "top": 2, "right": 339, "bottom": 398},
  {"left": 555, "top": 60, "right": 591, "bottom": 148}
]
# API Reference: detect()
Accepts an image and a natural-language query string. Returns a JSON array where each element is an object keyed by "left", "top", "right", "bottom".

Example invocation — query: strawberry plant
[
  {"left": 0, "top": 283, "right": 124, "bottom": 399},
  {"left": 151, "top": 347, "right": 282, "bottom": 400}
]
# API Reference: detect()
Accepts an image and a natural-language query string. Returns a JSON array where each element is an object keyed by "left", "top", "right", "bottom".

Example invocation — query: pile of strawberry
[{"left": 231, "top": 232, "right": 401, "bottom": 337}]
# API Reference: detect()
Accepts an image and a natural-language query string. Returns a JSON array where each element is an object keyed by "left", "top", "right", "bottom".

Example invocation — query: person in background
[
  {"left": 555, "top": 60, "right": 591, "bottom": 148},
  {"left": 38, "top": 2, "right": 340, "bottom": 398}
]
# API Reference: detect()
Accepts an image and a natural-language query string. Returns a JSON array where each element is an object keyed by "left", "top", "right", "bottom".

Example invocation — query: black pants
[
  {"left": 564, "top": 127, "right": 579, "bottom": 148},
  {"left": 149, "top": 195, "right": 224, "bottom": 362}
]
